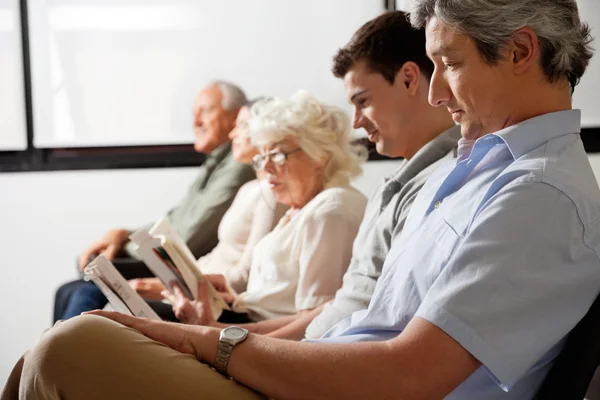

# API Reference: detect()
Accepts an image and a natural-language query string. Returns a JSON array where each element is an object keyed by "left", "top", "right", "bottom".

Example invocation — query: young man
[
  {"left": 6, "top": 1, "right": 600, "bottom": 399},
  {"left": 172, "top": 11, "right": 459, "bottom": 339},
  {"left": 52, "top": 81, "right": 256, "bottom": 322}
]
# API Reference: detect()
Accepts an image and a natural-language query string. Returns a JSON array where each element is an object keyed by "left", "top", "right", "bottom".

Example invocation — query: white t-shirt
[
  {"left": 198, "top": 179, "right": 288, "bottom": 293},
  {"left": 232, "top": 185, "right": 367, "bottom": 321}
]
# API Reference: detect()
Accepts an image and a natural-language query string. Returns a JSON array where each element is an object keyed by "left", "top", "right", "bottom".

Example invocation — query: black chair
[{"left": 535, "top": 292, "right": 600, "bottom": 399}]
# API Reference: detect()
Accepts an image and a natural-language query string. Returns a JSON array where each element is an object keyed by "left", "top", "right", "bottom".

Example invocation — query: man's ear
[
  {"left": 395, "top": 62, "right": 421, "bottom": 96},
  {"left": 510, "top": 26, "right": 539, "bottom": 76}
]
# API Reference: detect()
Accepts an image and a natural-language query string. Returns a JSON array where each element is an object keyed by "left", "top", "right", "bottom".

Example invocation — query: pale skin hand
[
  {"left": 128, "top": 278, "right": 165, "bottom": 301},
  {"left": 168, "top": 280, "right": 323, "bottom": 339},
  {"left": 78, "top": 228, "right": 130, "bottom": 270},
  {"left": 204, "top": 274, "right": 236, "bottom": 304},
  {"left": 87, "top": 310, "right": 480, "bottom": 399},
  {"left": 84, "top": 310, "right": 219, "bottom": 364},
  {"left": 167, "top": 282, "right": 215, "bottom": 326},
  {"left": 165, "top": 275, "right": 236, "bottom": 326}
]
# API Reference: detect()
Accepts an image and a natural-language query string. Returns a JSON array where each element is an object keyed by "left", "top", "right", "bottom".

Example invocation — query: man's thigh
[{"left": 21, "top": 315, "right": 265, "bottom": 400}]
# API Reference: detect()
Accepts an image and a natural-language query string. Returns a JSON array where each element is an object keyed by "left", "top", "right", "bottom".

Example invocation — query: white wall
[{"left": 0, "top": 167, "right": 198, "bottom": 384}]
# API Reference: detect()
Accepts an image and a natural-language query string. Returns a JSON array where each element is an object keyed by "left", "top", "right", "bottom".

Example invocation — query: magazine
[
  {"left": 83, "top": 254, "right": 161, "bottom": 320},
  {"left": 129, "top": 217, "right": 231, "bottom": 319}
]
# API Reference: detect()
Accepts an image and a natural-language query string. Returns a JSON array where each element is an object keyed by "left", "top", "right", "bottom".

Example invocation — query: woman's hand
[
  {"left": 166, "top": 281, "right": 217, "bottom": 326},
  {"left": 205, "top": 274, "right": 235, "bottom": 304},
  {"left": 128, "top": 278, "right": 165, "bottom": 301},
  {"left": 84, "top": 310, "right": 218, "bottom": 363}
]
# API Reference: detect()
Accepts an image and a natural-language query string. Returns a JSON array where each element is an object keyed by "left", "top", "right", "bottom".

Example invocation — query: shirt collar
[
  {"left": 386, "top": 125, "right": 461, "bottom": 185},
  {"left": 492, "top": 109, "right": 581, "bottom": 160},
  {"left": 204, "top": 141, "right": 232, "bottom": 163}
]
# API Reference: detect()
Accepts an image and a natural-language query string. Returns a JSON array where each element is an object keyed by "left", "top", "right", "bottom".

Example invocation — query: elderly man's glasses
[{"left": 252, "top": 148, "right": 301, "bottom": 170}]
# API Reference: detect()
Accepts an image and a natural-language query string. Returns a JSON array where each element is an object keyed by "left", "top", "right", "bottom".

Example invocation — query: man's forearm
[
  {"left": 195, "top": 317, "right": 479, "bottom": 400},
  {"left": 225, "top": 335, "right": 399, "bottom": 400},
  {"left": 193, "top": 326, "right": 395, "bottom": 400}
]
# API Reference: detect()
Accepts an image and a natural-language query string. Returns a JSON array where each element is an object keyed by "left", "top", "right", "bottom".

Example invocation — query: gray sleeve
[
  {"left": 305, "top": 167, "right": 436, "bottom": 338},
  {"left": 121, "top": 177, "right": 204, "bottom": 259}
]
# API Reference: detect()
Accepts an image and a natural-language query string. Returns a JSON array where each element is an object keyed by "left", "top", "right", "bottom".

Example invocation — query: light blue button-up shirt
[{"left": 314, "top": 110, "right": 600, "bottom": 398}]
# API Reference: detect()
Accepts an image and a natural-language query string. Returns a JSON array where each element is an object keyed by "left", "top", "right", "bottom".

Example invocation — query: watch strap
[{"left": 215, "top": 339, "right": 234, "bottom": 376}]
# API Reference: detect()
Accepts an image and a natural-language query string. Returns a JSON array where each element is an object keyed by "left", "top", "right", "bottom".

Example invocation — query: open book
[
  {"left": 84, "top": 255, "right": 160, "bottom": 320},
  {"left": 129, "top": 217, "right": 231, "bottom": 319}
]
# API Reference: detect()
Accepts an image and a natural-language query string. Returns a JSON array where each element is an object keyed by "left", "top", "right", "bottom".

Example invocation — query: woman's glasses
[{"left": 252, "top": 148, "right": 301, "bottom": 170}]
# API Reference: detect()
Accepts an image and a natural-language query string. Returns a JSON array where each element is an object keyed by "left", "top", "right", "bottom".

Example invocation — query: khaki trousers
[{"left": 1, "top": 315, "right": 265, "bottom": 400}]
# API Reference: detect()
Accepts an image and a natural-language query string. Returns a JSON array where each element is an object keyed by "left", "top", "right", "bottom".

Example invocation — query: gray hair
[
  {"left": 212, "top": 81, "right": 247, "bottom": 111},
  {"left": 409, "top": 0, "right": 594, "bottom": 90},
  {"left": 248, "top": 90, "right": 366, "bottom": 188}
]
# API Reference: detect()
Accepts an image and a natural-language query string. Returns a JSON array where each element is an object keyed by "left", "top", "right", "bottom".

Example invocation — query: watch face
[{"left": 224, "top": 327, "right": 247, "bottom": 340}]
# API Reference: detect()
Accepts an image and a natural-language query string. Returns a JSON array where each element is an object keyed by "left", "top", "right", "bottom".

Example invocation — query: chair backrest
[{"left": 535, "top": 292, "right": 600, "bottom": 399}]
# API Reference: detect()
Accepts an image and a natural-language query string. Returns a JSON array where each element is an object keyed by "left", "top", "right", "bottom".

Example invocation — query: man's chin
[
  {"left": 194, "top": 141, "right": 208, "bottom": 154},
  {"left": 459, "top": 123, "right": 484, "bottom": 140},
  {"left": 375, "top": 141, "right": 392, "bottom": 157},
  {"left": 374, "top": 142, "right": 405, "bottom": 159}
]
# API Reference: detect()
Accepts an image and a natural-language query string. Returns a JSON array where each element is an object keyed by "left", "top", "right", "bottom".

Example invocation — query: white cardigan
[
  {"left": 232, "top": 185, "right": 367, "bottom": 321},
  {"left": 198, "top": 179, "right": 288, "bottom": 294}
]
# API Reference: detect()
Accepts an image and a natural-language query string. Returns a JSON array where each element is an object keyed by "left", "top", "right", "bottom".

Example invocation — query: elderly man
[
  {"left": 4, "top": 1, "right": 600, "bottom": 399},
  {"left": 52, "top": 81, "right": 255, "bottom": 322}
]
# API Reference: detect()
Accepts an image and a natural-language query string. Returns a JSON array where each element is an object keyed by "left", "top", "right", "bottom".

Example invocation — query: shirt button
[{"left": 434, "top": 201, "right": 442, "bottom": 209}]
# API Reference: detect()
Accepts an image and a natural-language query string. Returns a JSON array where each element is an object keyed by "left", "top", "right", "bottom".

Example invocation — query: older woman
[
  {"left": 2, "top": 92, "right": 366, "bottom": 399},
  {"left": 170, "top": 91, "right": 367, "bottom": 326},
  {"left": 58, "top": 98, "right": 288, "bottom": 321},
  {"left": 133, "top": 98, "right": 289, "bottom": 297}
]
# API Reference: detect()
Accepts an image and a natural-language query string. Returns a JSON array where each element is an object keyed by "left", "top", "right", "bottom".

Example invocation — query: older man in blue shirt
[{"left": 5, "top": 0, "right": 600, "bottom": 399}]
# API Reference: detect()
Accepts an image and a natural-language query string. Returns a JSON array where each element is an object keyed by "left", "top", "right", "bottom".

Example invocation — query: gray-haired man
[{"left": 53, "top": 81, "right": 255, "bottom": 322}]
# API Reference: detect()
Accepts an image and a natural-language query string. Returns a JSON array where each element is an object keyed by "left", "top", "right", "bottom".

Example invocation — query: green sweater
[{"left": 124, "top": 142, "right": 256, "bottom": 259}]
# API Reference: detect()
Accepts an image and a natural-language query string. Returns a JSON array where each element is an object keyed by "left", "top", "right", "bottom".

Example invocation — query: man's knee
[{"left": 29, "top": 315, "right": 121, "bottom": 371}]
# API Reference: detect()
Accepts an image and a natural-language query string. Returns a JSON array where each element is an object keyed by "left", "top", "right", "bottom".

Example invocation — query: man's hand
[
  {"left": 166, "top": 281, "right": 217, "bottom": 326},
  {"left": 129, "top": 278, "right": 165, "bottom": 301},
  {"left": 205, "top": 274, "right": 235, "bottom": 304},
  {"left": 78, "top": 229, "right": 130, "bottom": 270},
  {"left": 84, "top": 310, "right": 218, "bottom": 364}
]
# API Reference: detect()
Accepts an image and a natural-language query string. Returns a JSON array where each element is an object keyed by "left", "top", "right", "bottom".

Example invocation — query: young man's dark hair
[{"left": 332, "top": 11, "right": 434, "bottom": 84}]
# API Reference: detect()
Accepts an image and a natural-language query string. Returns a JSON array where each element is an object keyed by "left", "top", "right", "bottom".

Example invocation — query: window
[
  {"left": 573, "top": 0, "right": 600, "bottom": 128},
  {"left": 2, "top": 0, "right": 599, "bottom": 171},
  {"left": 0, "top": 0, "right": 27, "bottom": 151},
  {"left": 27, "top": 0, "right": 383, "bottom": 149}
]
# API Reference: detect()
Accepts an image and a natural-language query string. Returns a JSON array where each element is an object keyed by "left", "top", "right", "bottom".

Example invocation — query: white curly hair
[{"left": 248, "top": 90, "right": 366, "bottom": 188}]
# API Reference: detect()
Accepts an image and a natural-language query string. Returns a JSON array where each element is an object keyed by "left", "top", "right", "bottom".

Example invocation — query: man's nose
[
  {"left": 428, "top": 68, "right": 451, "bottom": 107},
  {"left": 353, "top": 109, "right": 364, "bottom": 130}
]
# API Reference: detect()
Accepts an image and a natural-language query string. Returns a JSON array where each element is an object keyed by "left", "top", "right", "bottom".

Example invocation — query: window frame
[{"left": 0, "top": 0, "right": 598, "bottom": 173}]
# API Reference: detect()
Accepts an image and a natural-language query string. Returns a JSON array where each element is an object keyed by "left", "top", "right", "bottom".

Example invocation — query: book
[
  {"left": 83, "top": 254, "right": 161, "bottom": 320},
  {"left": 129, "top": 217, "right": 231, "bottom": 319}
]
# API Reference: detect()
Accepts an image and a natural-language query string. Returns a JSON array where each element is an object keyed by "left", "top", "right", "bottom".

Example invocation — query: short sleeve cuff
[
  {"left": 296, "top": 295, "right": 334, "bottom": 312},
  {"left": 415, "top": 299, "right": 519, "bottom": 391}
]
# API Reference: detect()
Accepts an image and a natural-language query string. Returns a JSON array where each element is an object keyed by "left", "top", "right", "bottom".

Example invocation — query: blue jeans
[{"left": 54, "top": 280, "right": 108, "bottom": 322}]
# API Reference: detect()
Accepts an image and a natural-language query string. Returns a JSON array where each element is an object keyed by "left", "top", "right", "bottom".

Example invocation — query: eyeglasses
[{"left": 252, "top": 148, "right": 301, "bottom": 170}]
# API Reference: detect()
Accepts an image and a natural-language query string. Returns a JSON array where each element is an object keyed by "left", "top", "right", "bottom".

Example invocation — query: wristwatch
[{"left": 214, "top": 326, "right": 249, "bottom": 376}]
